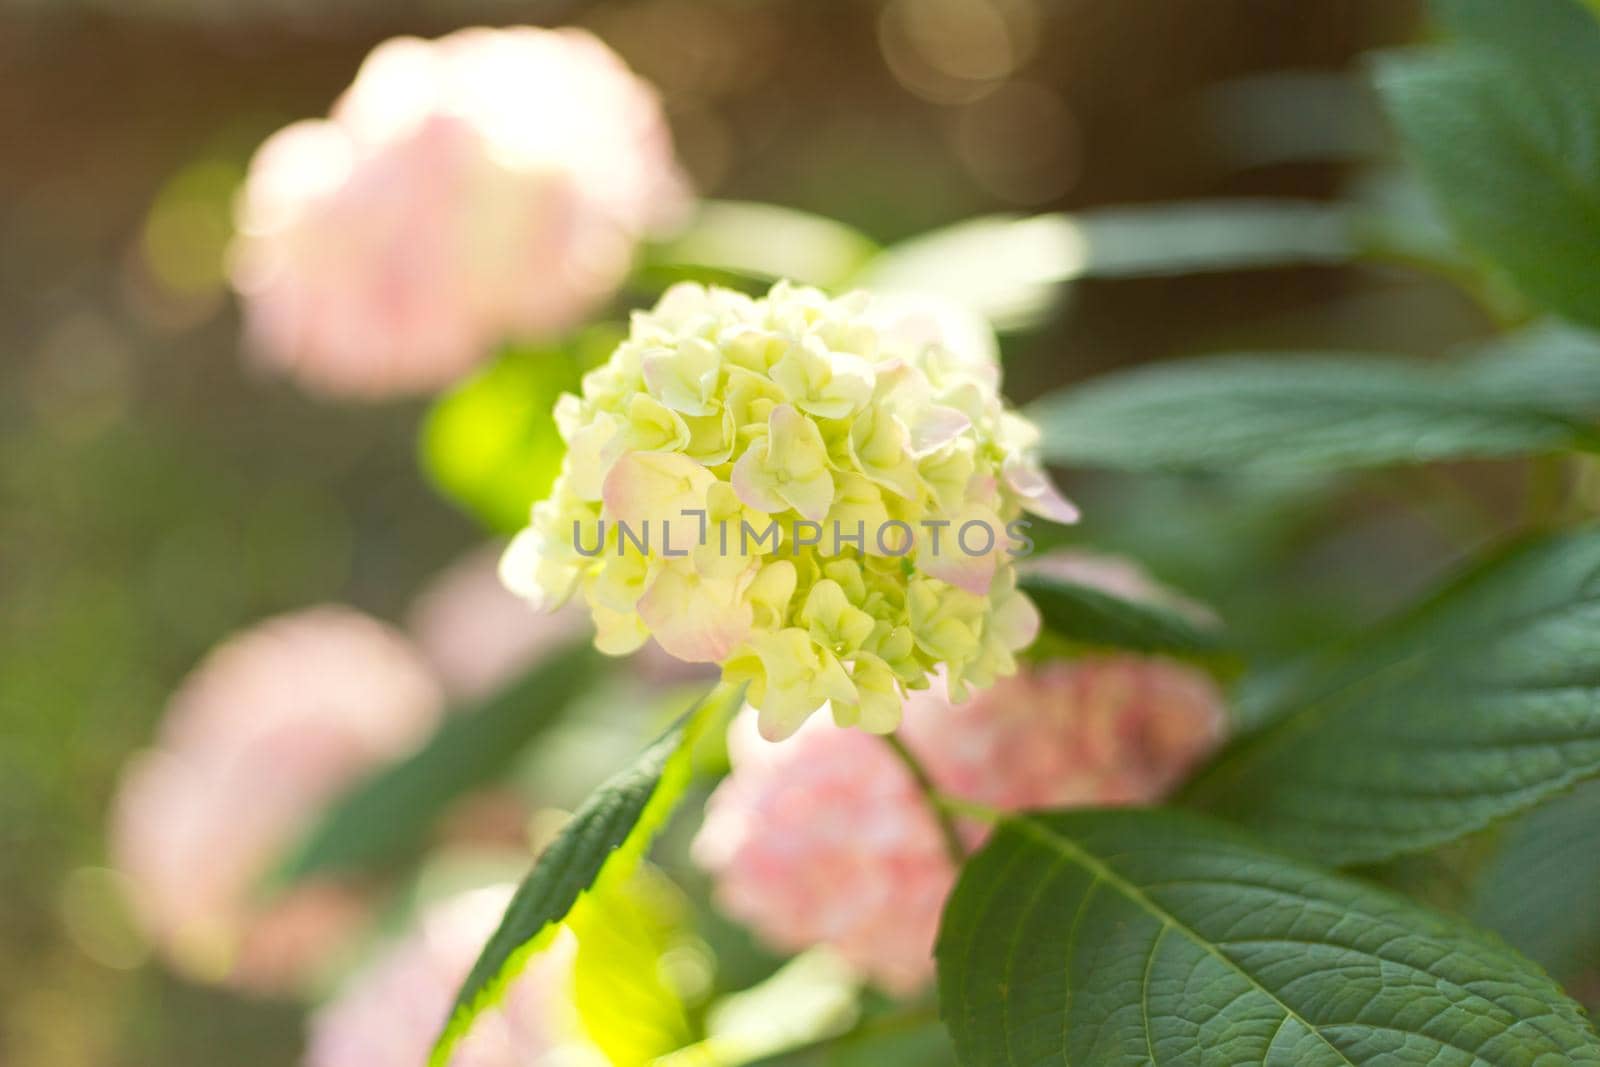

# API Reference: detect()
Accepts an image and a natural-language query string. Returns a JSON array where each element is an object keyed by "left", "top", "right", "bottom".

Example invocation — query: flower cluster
[
  {"left": 231, "top": 27, "right": 689, "bottom": 398},
  {"left": 501, "top": 281, "right": 1075, "bottom": 739},
  {"left": 305, "top": 886, "right": 594, "bottom": 1067},
  {"left": 110, "top": 607, "right": 444, "bottom": 992},
  {"left": 692, "top": 657, "right": 1226, "bottom": 992}
]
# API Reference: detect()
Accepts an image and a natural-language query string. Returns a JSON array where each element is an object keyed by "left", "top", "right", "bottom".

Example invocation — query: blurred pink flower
[
  {"left": 899, "top": 657, "right": 1228, "bottom": 810},
  {"left": 305, "top": 885, "right": 583, "bottom": 1067},
  {"left": 407, "top": 542, "right": 713, "bottom": 700},
  {"left": 231, "top": 27, "right": 690, "bottom": 398},
  {"left": 110, "top": 607, "right": 445, "bottom": 994},
  {"left": 693, "top": 657, "right": 1226, "bottom": 994},
  {"left": 408, "top": 543, "right": 592, "bottom": 701},
  {"left": 692, "top": 712, "right": 953, "bottom": 996}
]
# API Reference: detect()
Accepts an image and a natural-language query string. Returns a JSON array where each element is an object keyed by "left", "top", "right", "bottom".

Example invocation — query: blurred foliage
[
  {"left": 1471, "top": 779, "right": 1600, "bottom": 988},
  {"left": 645, "top": 201, "right": 879, "bottom": 292},
  {"left": 857, "top": 200, "right": 1358, "bottom": 332},
  {"left": 274, "top": 642, "right": 603, "bottom": 885}
]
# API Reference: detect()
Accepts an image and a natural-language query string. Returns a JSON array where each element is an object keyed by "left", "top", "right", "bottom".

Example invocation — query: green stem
[
  {"left": 932, "top": 792, "right": 1004, "bottom": 825},
  {"left": 882, "top": 734, "right": 968, "bottom": 866},
  {"left": 1524, "top": 453, "right": 1568, "bottom": 530}
]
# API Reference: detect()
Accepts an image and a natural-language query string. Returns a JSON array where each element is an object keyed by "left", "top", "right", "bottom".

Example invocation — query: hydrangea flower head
[
  {"left": 501, "top": 281, "right": 1075, "bottom": 739},
  {"left": 110, "top": 607, "right": 444, "bottom": 992},
  {"left": 693, "top": 656, "right": 1226, "bottom": 992},
  {"left": 231, "top": 27, "right": 689, "bottom": 398}
]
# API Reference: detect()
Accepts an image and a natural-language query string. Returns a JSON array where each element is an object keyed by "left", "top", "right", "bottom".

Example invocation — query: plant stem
[
  {"left": 882, "top": 733, "right": 968, "bottom": 866},
  {"left": 932, "top": 792, "right": 1004, "bottom": 824},
  {"left": 1524, "top": 454, "right": 1568, "bottom": 530}
]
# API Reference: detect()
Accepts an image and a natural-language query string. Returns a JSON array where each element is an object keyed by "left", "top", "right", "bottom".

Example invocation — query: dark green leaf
[
  {"left": 937, "top": 808, "right": 1600, "bottom": 1065},
  {"left": 1375, "top": 0, "right": 1600, "bottom": 327},
  {"left": 430, "top": 685, "right": 737, "bottom": 1066},
  {"left": 1472, "top": 778, "right": 1600, "bottom": 985},
  {"left": 1029, "top": 347, "right": 1600, "bottom": 473},
  {"left": 1183, "top": 528, "right": 1600, "bottom": 866},
  {"left": 274, "top": 643, "right": 599, "bottom": 884},
  {"left": 1021, "top": 572, "right": 1226, "bottom": 658}
]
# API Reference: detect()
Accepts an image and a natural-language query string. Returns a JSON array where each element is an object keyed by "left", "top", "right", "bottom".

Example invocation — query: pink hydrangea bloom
[
  {"left": 408, "top": 543, "right": 714, "bottom": 700},
  {"left": 693, "top": 657, "right": 1226, "bottom": 993},
  {"left": 693, "top": 712, "right": 954, "bottom": 995},
  {"left": 899, "top": 657, "right": 1228, "bottom": 809},
  {"left": 305, "top": 885, "right": 584, "bottom": 1067},
  {"left": 408, "top": 543, "right": 593, "bottom": 701},
  {"left": 110, "top": 607, "right": 445, "bottom": 993},
  {"left": 231, "top": 27, "right": 690, "bottom": 398}
]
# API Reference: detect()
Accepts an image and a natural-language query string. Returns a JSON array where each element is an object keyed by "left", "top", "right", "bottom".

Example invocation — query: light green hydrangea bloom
[{"left": 501, "top": 281, "right": 1075, "bottom": 739}]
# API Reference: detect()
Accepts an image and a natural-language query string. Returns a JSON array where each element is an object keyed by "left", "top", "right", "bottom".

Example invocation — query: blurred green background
[{"left": 6, "top": 0, "right": 1529, "bottom": 1063}]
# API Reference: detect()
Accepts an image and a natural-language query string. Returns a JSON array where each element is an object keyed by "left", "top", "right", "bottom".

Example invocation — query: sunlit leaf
[
  {"left": 856, "top": 201, "right": 1355, "bottom": 332},
  {"left": 570, "top": 868, "right": 699, "bottom": 1064},
  {"left": 937, "top": 808, "right": 1600, "bottom": 1065},
  {"left": 429, "top": 684, "right": 739, "bottom": 1066},
  {"left": 274, "top": 643, "right": 600, "bottom": 884},
  {"left": 656, "top": 949, "right": 863, "bottom": 1067},
  {"left": 420, "top": 339, "right": 591, "bottom": 533},
  {"left": 1183, "top": 528, "right": 1600, "bottom": 866},
  {"left": 646, "top": 201, "right": 880, "bottom": 291}
]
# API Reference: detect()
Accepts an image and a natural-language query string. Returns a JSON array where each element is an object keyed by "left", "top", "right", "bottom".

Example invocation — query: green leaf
[
  {"left": 1183, "top": 528, "right": 1600, "bottom": 866},
  {"left": 1433, "top": 0, "right": 1600, "bottom": 70},
  {"left": 645, "top": 200, "right": 879, "bottom": 291},
  {"left": 274, "top": 643, "right": 600, "bottom": 884},
  {"left": 855, "top": 201, "right": 1354, "bottom": 332},
  {"left": 1029, "top": 345, "right": 1600, "bottom": 473},
  {"left": 658, "top": 949, "right": 865, "bottom": 1067},
  {"left": 570, "top": 868, "right": 697, "bottom": 1064},
  {"left": 430, "top": 684, "right": 738, "bottom": 1067},
  {"left": 937, "top": 808, "right": 1600, "bottom": 1066},
  {"left": 1021, "top": 572, "right": 1227, "bottom": 658},
  {"left": 419, "top": 339, "right": 591, "bottom": 534},
  {"left": 1375, "top": 0, "right": 1600, "bottom": 327},
  {"left": 1472, "top": 778, "right": 1600, "bottom": 986},
  {"left": 1458, "top": 321, "right": 1600, "bottom": 418}
]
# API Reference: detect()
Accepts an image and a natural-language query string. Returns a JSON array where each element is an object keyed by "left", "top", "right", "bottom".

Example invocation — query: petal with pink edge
[
  {"left": 1004, "top": 458, "right": 1079, "bottom": 524},
  {"left": 637, "top": 567, "right": 753, "bottom": 663}
]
